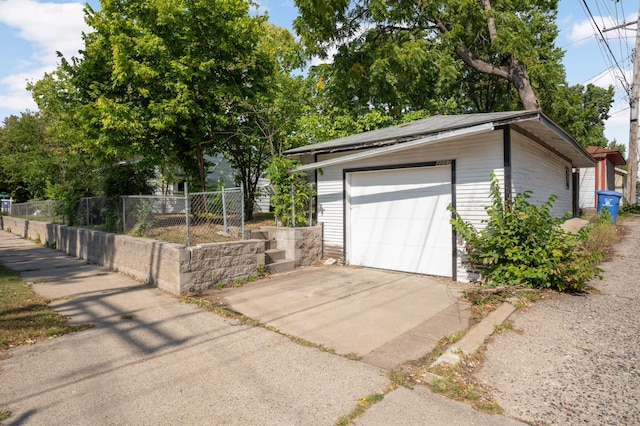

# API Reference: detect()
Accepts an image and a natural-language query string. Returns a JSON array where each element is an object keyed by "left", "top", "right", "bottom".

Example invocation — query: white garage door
[{"left": 346, "top": 166, "right": 452, "bottom": 277}]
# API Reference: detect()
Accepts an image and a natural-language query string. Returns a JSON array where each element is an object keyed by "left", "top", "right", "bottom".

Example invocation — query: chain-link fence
[
  {"left": 122, "top": 187, "right": 244, "bottom": 246},
  {"left": 75, "top": 197, "right": 113, "bottom": 228},
  {"left": 9, "top": 199, "right": 65, "bottom": 224},
  {"left": 8, "top": 187, "right": 245, "bottom": 247}
]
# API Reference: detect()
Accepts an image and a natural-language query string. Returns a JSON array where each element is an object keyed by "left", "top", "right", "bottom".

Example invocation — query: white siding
[
  {"left": 316, "top": 131, "right": 505, "bottom": 281},
  {"left": 579, "top": 167, "right": 596, "bottom": 209},
  {"left": 511, "top": 132, "right": 573, "bottom": 217}
]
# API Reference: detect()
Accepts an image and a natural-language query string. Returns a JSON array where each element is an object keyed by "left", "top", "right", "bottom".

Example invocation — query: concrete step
[
  {"left": 265, "top": 259, "right": 295, "bottom": 274},
  {"left": 249, "top": 230, "right": 270, "bottom": 240},
  {"left": 264, "top": 239, "right": 277, "bottom": 250},
  {"left": 265, "top": 248, "right": 286, "bottom": 263}
]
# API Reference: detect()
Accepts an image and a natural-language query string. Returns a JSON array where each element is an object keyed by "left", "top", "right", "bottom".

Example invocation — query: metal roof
[{"left": 285, "top": 110, "right": 596, "bottom": 168}]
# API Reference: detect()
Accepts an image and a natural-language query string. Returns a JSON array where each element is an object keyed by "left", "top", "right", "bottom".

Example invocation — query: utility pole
[{"left": 627, "top": 3, "right": 640, "bottom": 204}]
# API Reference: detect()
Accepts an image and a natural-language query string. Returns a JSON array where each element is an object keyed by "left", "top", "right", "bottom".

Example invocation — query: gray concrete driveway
[{"left": 217, "top": 266, "right": 470, "bottom": 369}]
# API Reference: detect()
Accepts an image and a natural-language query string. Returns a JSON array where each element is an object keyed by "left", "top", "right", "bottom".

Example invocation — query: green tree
[
  {"left": 607, "top": 139, "right": 626, "bottom": 157},
  {"left": 66, "top": 0, "right": 274, "bottom": 192},
  {"left": 215, "top": 24, "right": 307, "bottom": 219},
  {"left": 548, "top": 83, "right": 615, "bottom": 148},
  {"left": 27, "top": 67, "right": 102, "bottom": 205},
  {"left": 294, "top": 0, "right": 565, "bottom": 113},
  {"left": 0, "top": 112, "right": 61, "bottom": 202}
]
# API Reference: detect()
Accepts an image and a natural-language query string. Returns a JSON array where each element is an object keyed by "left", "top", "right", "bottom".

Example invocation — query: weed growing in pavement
[
  {"left": 0, "top": 408, "right": 11, "bottom": 422},
  {"left": 493, "top": 320, "right": 515, "bottom": 334},
  {"left": 388, "top": 370, "right": 414, "bottom": 391},
  {"left": 428, "top": 352, "right": 503, "bottom": 415},
  {"left": 335, "top": 393, "right": 385, "bottom": 426},
  {"left": 439, "top": 331, "right": 466, "bottom": 346}
]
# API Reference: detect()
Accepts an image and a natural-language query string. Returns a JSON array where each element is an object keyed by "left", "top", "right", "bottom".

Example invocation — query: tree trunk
[
  {"left": 454, "top": 47, "right": 541, "bottom": 111},
  {"left": 505, "top": 56, "right": 541, "bottom": 111}
]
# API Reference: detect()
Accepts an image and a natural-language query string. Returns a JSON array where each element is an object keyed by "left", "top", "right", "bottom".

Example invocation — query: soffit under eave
[{"left": 511, "top": 121, "right": 596, "bottom": 168}]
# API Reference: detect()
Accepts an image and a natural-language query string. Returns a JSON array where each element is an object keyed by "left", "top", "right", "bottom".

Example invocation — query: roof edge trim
[{"left": 292, "top": 123, "right": 494, "bottom": 172}]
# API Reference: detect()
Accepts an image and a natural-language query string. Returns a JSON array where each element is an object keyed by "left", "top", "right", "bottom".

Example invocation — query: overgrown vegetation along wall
[{"left": 0, "top": 217, "right": 267, "bottom": 296}]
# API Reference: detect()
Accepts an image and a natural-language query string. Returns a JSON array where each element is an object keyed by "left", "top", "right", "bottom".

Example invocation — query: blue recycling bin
[{"left": 595, "top": 190, "right": 623, "bottom": 224}]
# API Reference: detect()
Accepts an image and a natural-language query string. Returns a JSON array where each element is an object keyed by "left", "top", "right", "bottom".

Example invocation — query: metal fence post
[
  {"left": 121, "top": 196, "right": 126, "bottom": 233},
  {"left": 240, "top": 186, "right": 245, "bottom": 239},
  {"left": 308, "top": 189, "right": 313, "bottom": 227},
  {"left": 185, "top": 182, "right": 191, "bottom": 247},
  {"left": 291, "top": 182, "right": 296, "bottom": 228},
  {"left": 222, "top": 187, "right": 227, "bottom": 233},
  {"left": 86, "top": 197, "right": 90, "bottom": 226}
]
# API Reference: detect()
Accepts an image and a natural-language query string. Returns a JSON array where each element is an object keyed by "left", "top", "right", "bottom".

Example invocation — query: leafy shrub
[
  {"left": 449, "top": 174, "right": 604, "bottom": 292},
  {"left": 266, "top": 156, "right": 315, "bottom": 227},
  {"left": 130, "top": 199, "right": 155, "bottom": 237},
  {"left": 620, "top": 203, "right": 640, "bottom": 216}
]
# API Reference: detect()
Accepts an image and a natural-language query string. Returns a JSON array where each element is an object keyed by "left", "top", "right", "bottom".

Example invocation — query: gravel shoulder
[{"left": 477, "top": 216, "right": 640, "bottom": 425}]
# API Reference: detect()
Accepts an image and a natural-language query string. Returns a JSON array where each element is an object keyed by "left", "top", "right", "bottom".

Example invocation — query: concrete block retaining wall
[
  {"left": 260, "top": 225, "right": 323, "bottom": 267},
  {"left": 0, "top": 217, "right": 322, "bottom": 295}
]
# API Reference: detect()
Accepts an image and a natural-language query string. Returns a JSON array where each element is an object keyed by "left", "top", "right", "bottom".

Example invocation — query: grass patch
[
  {"left": 429, "top": 353, "right": 503, "bottom": 414},
  {"left": 0, "top": 264, "right": 92, "bottom": 350},
  {"left": 120, "top": 314, "right": 136, "bottom": 320},
  {"left": 335, "top": 393, "right": 385, "bottom": 426},
  {"left": 0, "top": 408, "right": 11, "bottom": 422}
]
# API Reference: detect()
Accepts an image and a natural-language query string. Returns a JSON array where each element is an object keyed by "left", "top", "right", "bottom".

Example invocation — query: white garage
[
  {"left": 285, "top": 111, "right": 596, "bottom": 282},
  {"left": 345, "top": 165, "right": 453, "bottom": 276}
]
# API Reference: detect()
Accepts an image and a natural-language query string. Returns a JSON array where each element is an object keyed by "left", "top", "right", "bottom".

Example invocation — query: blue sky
[{"left": 0, "top": 0, "right": 636, "bottom": 149}]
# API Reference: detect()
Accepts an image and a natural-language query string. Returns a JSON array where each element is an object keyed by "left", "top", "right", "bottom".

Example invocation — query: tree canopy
[
  {"left": 294, "top": 0, "right": 567, "bottom": 113},
  {"left": 0, "top": 0, "right": 619, "bottom": 213},
  {"left": 293, "top": 0, "right": 613, "bottom": 148},
  {"left": 67, "top": 0, "right": 275, "bottom": 191}
]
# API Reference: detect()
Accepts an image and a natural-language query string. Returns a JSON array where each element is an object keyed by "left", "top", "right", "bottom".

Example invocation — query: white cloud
[
  {"left": 0, "top": 0, "right": 89, "bottom": 116},
  {"left": 0, "top": 0, "right": 89, "bottom": 63},
  {"left": 588, "top": 67, "right": 631, "bottom": 93},
  {"left": 0, "top": 65, "right": 51, "bottom": 110},
  {"left": 0, "top": 91, "right": 36, "bottom": 112},
  {"left": 567, "top": 13, "right": 637, "bottom": 45}
]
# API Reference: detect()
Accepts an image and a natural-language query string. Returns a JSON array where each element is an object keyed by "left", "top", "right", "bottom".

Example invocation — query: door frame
[{"left": 342, "top": 160, "right": 457, "bottom": 280}]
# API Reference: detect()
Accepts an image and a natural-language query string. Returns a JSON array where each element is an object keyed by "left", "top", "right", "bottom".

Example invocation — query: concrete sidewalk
[{"left": 0, "top": 231, "right": 521, "bottom": 425}]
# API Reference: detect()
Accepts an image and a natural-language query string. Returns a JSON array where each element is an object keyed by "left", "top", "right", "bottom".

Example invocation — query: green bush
[
  {"left": 265, "top": 156, "right": 315, "bottom": 227},
  {"left": 449, "top": 174, "right": 604, "bottom": 292}
]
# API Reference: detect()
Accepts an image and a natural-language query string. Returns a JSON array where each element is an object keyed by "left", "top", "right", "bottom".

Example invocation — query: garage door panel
[{"left": 347, "top": 166, "right": 452, "bottom": 277}]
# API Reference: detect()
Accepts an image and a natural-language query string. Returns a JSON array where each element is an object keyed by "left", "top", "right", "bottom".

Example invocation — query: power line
[{"left": 580, "top": 0, "right": 632, "bottom": 95}]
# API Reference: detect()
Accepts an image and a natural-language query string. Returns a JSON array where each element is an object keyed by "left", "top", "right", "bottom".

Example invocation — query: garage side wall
[
  {"left": 510, "top": 132, "right": 574, "bottom": 217},
  {"left": 316, "top": 132, "right": 505, "bottom": 281}
]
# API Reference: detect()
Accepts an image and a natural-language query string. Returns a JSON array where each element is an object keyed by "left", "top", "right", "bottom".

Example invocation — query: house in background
[
  {"left": 155, "top": 153, "right": 271, "bottom": 213},
  {"left": 285, "top": 111, "right": 595, "bottom": 283},
  {"left": 579, "top": 146, "right": 626, "bottom": 210},
  {"left": 615, "top": 167, "right": 628, "bottom": 196}
]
